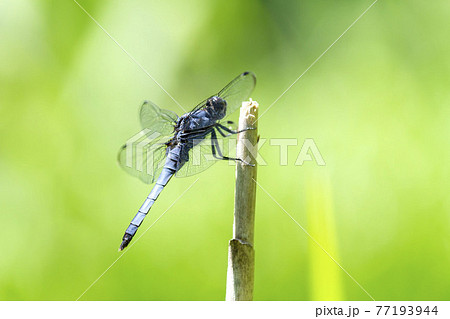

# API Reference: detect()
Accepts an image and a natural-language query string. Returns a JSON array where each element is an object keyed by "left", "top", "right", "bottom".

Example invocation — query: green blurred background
[{"left": 1, "top": 0, "right": 449, "bottom": 300}]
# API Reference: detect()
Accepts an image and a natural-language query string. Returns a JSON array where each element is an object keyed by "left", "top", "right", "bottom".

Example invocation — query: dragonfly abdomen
[{"left": 119, "top": 146, "right": 182, "bottom": 251}]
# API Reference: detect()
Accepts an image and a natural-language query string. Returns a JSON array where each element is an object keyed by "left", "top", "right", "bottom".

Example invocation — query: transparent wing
[
  {"left": 140, "top": 100, "right": 178, "bottom": 136},
  {"left": 188, "top": 98, "right": 207, "bottom": 114},
  {"left": 218, "top": 71, "right": 256, "bottom": 118},
  {"left": 188, "top": 72, "right": 256, "bottom": 116},
  {"left": 118, "top": 132, "right": 169, "bottom": 184},
  {"left": 175, "top": 131, "right": 236, "bottom": 178}
]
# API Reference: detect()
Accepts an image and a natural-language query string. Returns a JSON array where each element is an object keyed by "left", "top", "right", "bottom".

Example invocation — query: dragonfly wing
[
  {"left": 140, "top": 100, "right": 178, "bottom": 135},
  {"left": 186, "top": 98, "right": 207, "bottom": 115},
  {"left": 187, "top": 72, "right": 256, "bottom": 117},
  {"left": 218, "top": 71, "right": 256, "bottom": 119},
  {"left": 117, "top": 100, "right": 176, "bottom": 184},
  {"left": 118, "top": 135, "right": 168, "bottom": 184}
]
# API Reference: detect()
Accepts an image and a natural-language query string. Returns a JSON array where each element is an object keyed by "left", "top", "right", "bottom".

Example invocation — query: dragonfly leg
[
  {"left": 210, "top": 129, "right": 255, "bottom": 166},
  {"left": 215, "top": 123, "right": 255, "bottom": 136},
  {"left": 179, "top": 127, "right": 215, "bottom": 144},
  {"left": 182, "top": 125, "right": 214, "bottom": 134},
  {"left": 215, "top": 126, "right": 228, "bottom": 138}
]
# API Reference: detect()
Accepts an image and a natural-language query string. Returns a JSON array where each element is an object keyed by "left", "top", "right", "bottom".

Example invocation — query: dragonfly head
[{"left": 206, "top": 96, "right": 227, "bottom": 119}]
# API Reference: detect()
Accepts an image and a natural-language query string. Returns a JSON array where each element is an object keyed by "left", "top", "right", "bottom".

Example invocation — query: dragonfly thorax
[{"left": 206, "top": 96, "right": 227, "bottom": 120}]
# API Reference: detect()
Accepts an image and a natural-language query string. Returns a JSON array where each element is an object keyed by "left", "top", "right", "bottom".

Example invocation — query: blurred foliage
[{"left": 0, "top": 0, "right": 449, "bottom": 300}]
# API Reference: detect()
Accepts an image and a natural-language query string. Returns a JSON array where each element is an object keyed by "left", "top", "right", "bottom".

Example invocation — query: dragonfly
[{"left": 117, "top": 71, "right": 256, "bottom": 251}]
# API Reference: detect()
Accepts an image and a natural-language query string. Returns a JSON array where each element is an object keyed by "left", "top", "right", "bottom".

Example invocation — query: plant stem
[{"left": 226, "top": 100, "right": 259, "bottom": 301}]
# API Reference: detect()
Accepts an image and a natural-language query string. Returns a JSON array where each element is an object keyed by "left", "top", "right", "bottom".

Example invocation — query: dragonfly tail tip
[
  {"left": 118, "top": 242, "right": 127, "bottom": 252},
  {"left": 118, "top": 234, "right": 133, "bottom": 251}
]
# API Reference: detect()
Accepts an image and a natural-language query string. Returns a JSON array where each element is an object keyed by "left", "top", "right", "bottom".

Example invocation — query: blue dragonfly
[{"left": 117, "top": 72, "right": 256, "bottom": 250}]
